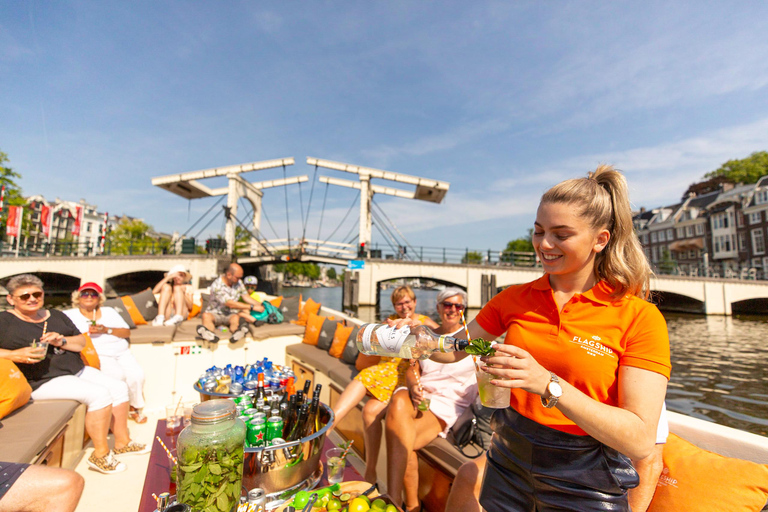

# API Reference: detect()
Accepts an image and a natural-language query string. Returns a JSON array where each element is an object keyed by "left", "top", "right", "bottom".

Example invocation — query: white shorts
[{"left": 30, "top": 366, "right": 130, "bottom": 412}]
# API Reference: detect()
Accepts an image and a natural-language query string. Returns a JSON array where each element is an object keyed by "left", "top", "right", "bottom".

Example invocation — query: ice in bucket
[{"left": 475, "top": 359, "right": 511, "bottom": 408}]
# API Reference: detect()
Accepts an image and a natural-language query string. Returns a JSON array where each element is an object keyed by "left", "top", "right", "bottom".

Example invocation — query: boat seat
[
  {"left": 130, "top": 324, "right": 178, "bottom": 344},
  {"left": 286, "top": 343, "right": 354, "bottom": 377},
  {"left": 249, "top": 322, "right": 306, "bottom": 341},
  {"left": 0, "top": 399, "right": 81, "bottom": 464}
]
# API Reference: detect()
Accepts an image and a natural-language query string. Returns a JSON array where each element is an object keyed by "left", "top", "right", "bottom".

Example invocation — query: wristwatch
[
  {"left": 541, "top": 372, "right": 563, "bottom": 408},
  {"left": 61, "top": 338, "right": 67, "bottom": 347},
  {"left": 107, "top": 328, "right": 113, "bottom": 335}
]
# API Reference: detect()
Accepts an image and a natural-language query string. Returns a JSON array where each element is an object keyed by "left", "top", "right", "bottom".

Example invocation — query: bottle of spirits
[{"left": 356, "top": 323, "right": 469, "bottom": 360}]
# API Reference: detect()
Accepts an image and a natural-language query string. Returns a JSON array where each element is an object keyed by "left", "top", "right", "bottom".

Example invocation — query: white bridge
[{"left": 348, "top": 259, "right": 768, "bottom": 315}]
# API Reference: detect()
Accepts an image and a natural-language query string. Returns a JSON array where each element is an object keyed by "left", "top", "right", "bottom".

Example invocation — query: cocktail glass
[
  {"left": 475, "top": 359, "right": 511, "bottom": 408},
  {"left": 29, "top": 340, "right": 48, "bottom": 362},
  {"left": 325, "top": 447, "right": 346, "bottom": 485},
  {"left": 165, "top": 405, "right": 182, "bottom": 436},
  {"left": 417, "top": 398, "right": 431, "bottom": 412}
]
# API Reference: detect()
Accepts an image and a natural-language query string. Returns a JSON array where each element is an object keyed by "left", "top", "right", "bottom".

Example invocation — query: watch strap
[{"left": 541, "top": 371, "right": 561, "bottom": 409}]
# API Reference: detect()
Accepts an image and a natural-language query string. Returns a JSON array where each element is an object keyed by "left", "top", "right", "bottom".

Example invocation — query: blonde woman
[{"left": 64, "top": 282, "right": 147, "bottom": 424}]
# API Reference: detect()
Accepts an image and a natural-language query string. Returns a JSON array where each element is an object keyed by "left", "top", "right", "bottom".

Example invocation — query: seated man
[
  {"left": 0, "top": 462, "right": 84, "bottom": 512},
  {"left": 197, "top": 263, "right": 263, "bottom": 344}
]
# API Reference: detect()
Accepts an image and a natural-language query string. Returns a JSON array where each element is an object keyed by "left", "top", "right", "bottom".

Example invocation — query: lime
[
  {"left": 371, "top": 498, "right": 387, "bottom": 510},
  {"left": 339, "top": 493, "right": 352, "bottom": 502},
  {"left": 333, "top": 489, "right": 344, "bottom": 497},
  {"left": 292, "top": 490, "right": 310, "bottom": 508},
  {"left": 328, "top": 498, "right": 343, "bottom": 510},
  {"left": 385, "top": 505, "right": 398, "bottom": 512}
]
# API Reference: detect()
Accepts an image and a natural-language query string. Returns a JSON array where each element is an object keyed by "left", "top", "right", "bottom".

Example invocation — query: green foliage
[
  {"left": 462, "top": 250, "right": 483, "bottom": 264},
  {"left": 0, "top": 151, "right": 27, "bottom": 237},
  {"left": 274, "top": 261, "right": 321, "bottom": 280},
  {"left": 704, "top": 151, "right": 768, "bottom": 184},
  {"left": 658, "top": 247, "right": 677, "bottom": 275},
  {"left": 464, "top": 338, "right": 495, "bottom": 356},
  {"left": 106, "top": 218, "right": 167, "bottom": 255},
  {"left": 505, "top": 229, "right": 534, "bottom": 252},
  {"left": 326, "top": 267, "right": 337, "bottom": 281}
]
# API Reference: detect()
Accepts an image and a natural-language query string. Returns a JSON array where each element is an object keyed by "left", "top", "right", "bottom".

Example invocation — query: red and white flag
[
  {"left": 6, "top": 205, "right": 23, "bottom": 237},
  {"left": 0, "top": 185, "right": 5, "bottom": 212},
  {"left": 40, "top": 204, "right": 53, "bottom": 237},
  {"left": 72, "top": 206, "right": 84, "bottom": 236}
]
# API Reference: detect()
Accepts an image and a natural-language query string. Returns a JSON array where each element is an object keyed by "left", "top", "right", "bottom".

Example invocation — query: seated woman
[
  {"left": 64, "top": 282, "right": 148, "bottom": 424},
  {"left": 384, "top": 287, "right": 477, "bottom": 512},
  {"left": 331, "top": 285, "right": 438, "bottom": 483},
  {"left": 0, "top": 274, "right": 147, "bottom": 475},
  {"left": 153, "top": 265, "right": 193, "bottom": 326}
]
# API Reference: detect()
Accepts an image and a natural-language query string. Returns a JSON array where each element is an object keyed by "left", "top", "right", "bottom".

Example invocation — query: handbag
[
  {"left": 450, "top": 397, "right": 495, "bottom": 458},
  {"left": 250, "top": 301, "right": 285, "bottom": 324}
]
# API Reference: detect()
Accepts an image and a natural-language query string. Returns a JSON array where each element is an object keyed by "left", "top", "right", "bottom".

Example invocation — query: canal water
[{"left": 281, "top": 285, "right": 768, "bottom": 437}]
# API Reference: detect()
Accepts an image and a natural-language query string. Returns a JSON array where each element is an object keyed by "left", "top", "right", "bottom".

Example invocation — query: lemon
[{"left": 349, "top": 497, "right": 371, "bottom": 512}]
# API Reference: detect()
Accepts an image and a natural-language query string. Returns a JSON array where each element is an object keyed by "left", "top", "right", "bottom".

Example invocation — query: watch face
[{"left": 549, "top": 381, "right": 563, "bottom": 398}]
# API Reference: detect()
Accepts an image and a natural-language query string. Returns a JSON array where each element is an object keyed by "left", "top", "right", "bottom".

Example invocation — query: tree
[
  {"left": 505, "top": 229, "right": 534, "bottom": 253},
  {"left": 326, "top": 267, "right": 337, "bottom": 281},
  {"left": 462, "top": 250, "right": 483, "bottom": 264},
  {"left": 0, "top": 150, "right": 27, "bottom": 237},
  {"left": 704, "top": 151, "right": 768, "bottom": 184},
  {"left": 107, "top": 218, "right": 156, "bottom": 255}
]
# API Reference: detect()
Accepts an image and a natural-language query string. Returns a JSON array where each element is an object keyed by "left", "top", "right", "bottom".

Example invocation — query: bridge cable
[
  {"left": 371, "top": 198, "right": 419, "bottom": 258},
  {"left": 282, "top": 164, "right": 292, "bottom": 254},
  {"left": 182, "top": 194, "right": 226, "bottom": 238},
  {"left": 371, "top": 222, "right": 399, "bottom": 255},
  {"left": 300, "top": 164, "right": 319, "bottom": 243},
  {"left": 226, "top": 208, "right": 276, "bottom": 257},
  {"left": 319, "top": 191, "right": 361, "bottom": 247},
  {"left": 371, "top": 208, "right": 407, "bottom": 259},
  {"left": 297, "top": 179, "right": 306, "bottom": 239},
  {"left": 259, "top": 204, "right": 281, "bottom": 240},
  {"left": 191, "top": 205, "right": 227, "bottom": 241},
  {"left": 315, "top": 182, "right": 330, "bottom": 241}
]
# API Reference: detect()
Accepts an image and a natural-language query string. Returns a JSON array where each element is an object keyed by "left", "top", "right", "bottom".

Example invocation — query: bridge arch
[{"left": 651, "top": 291, "right": 705, "bottom": 315}]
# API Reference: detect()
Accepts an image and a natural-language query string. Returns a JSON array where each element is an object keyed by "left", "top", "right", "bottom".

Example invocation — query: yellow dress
[{"left": 353, "top": 314, "right": 432, "bottom": 403}]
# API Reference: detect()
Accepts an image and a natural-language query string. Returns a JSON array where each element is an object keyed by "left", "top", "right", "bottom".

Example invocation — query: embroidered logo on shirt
[{"left": 568, "top": 334, "right": 616, "bottom": 358}]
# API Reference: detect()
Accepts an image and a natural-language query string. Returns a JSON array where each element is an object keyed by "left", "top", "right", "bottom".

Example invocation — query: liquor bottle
[
  {"left": 356, "top": 323, "right": 469, "bottom": 360},
  {"left": 255, "top": 373, "right": 266, "bottom": 402},
  {"left": 302, "top": 379, "right": 312, "bottom": 398},
  {"left": 303, "top": 396, "right": 320, "bottom": 437},
  {"left": 286, "top": 404, "right": 309, "bottom": 442}
]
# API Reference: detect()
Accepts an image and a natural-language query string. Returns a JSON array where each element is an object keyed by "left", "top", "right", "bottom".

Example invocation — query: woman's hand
[
  {"left": 481, "top": 343, "right": 551, "bottom": 396},
  {"left": 88, "top": 323, "right": 107, "bottom": 335},
  {"left": 42, "top": 331, "right": 66, "bottom": 347},
  {"left": 15, "top": 346, "right": 46, "bottom": 364},
  {"left": 409, "top": 384, "right": 424, "bottom": 406}
]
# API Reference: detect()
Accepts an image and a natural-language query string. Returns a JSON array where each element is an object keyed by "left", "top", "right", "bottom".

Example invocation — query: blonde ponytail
[{"left": 541, "top": 165, "right": 651, "bottom": 299}]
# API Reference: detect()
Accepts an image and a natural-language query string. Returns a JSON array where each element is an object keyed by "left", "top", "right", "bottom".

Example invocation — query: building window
[
  {"left": 752, "top": 258, "right": 762, "bottom": 268},
  {"left": 666, "top": 228, "right": 674, "bottom": 240},
  {"left": 688, "top": 249, "right": 696, "bottom": 259},
  {"left": 695, "top": 223, "right": 704, "bottom": 235},
  {"left": 658, "top": 230, "right": 666, "bottom": 242},
  {"left": 676, "top": 227, "right": 685, "bottom": 238},
  {"left": 750, "top": 212, "right": 762, "bottom": 225},
  {"left": 737, "top": 212, "right": 745, "bottom": 227},
  {"left": 651, "top": 232, "right": 658, "bottom": 243},
  {"left": 756, "top": 190, "right": 768, "bottom": 205},
  {"left": 652, "top": 246, "right": 658, "bottom": 262},
  {"left": 739, "top": 232, "right": 746, "bottom": 251},
  {"left": 751, "top": 228, "right": 765, "bottom": 255},
  {"left": 685, "top": 225, "right": 693, "bottom": 237},
  {"left": 641, "top": 233, "right": 648, "bottom": 244},
  {"left": 714, "top": 238, "right": 720, "bottom": 252}
]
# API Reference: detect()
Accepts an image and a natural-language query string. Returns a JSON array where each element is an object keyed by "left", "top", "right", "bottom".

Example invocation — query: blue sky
[{"left": 2, "top": 1, "right": 768, "bottom": 253}]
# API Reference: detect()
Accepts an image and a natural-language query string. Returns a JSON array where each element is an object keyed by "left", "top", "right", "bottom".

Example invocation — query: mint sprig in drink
[{"left": 466, "top": 338, "right": 511, "bottom": 409}]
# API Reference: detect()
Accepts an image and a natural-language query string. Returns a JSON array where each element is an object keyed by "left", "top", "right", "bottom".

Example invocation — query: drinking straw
[
  {"left": 156, "top": 436, "right": 177, "bottom": 464},
  {"left": 152, "top": 493, "right": 159, "bottom": 504},
  {"left": 174, "top": 395, "right": 183, "bottom": 417},
  {"left": 41, "top": 321, "right": 47, "bottom": 338},
  {"left": 460, "top": 311, "right": 471, "bottom": 341},
  {"left": 340, "top": 439, "right": 354, "bottom": 461},
  {"left": 412, "top": 364, "right": 423, "bottom": 395}
]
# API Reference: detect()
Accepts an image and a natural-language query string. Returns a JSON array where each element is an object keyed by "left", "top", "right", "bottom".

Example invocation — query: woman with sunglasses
[
  {"left": 384, "top": 288, "right": 478, "bottom": 511},
  {"left": 64, "top": 282, "right": 147, "bottom": 424},
  {"left": 405, "top": 166, "right": 670, "bottom": 511},
  {"left": 331, "top": 285, "right": 438, "bottom": 483},
  {"left": 0, "top": 274, "right": 147, "bottom": 475}
]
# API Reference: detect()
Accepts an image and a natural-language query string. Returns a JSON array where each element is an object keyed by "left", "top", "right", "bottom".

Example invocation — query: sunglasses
[
  {"left": 440, "top": 301, "right": 465, "bottom": 311},
  {"left": 80, "top": 291, "right": 100, "bottom": 298},
  {"left": 394, "top": 300, "right": 414, "bottom": 308},
  {"left": 15, "top": 291, "right": 43, "bottom": 301}
]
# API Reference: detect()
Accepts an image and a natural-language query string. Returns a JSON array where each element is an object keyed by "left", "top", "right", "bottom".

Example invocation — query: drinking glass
[
  {"left": 29, "top": 340, "right": 48, "bottom": 362},
  {"left": 166, "top": 405, "right": 182, "bottom": 436},
  {"left": 475, "top": 359, "right": 511, "bottom": 408},
  {"left": 325, "top": 447, "right": 346, "bottom": 485}
]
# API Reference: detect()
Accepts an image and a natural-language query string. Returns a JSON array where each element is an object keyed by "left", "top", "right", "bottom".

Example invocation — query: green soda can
[
  {"left": 266, "top": 416, "right": 283, "bottom": 442},
  {"left": 247, "top": 418, "right": 267, "bottom": 447},
  {"left": 243, "top": 408, "right": 258, "bottom": 419}
]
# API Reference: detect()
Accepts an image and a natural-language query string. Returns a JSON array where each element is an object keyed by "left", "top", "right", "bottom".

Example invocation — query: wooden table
[{"left": 138, "top": 421, "right": 364, "bottom": 512}]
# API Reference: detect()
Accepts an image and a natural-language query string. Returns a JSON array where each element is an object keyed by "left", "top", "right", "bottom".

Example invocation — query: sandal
[{"left": 129, "top": 410, "right": 148, "bottom": 424}]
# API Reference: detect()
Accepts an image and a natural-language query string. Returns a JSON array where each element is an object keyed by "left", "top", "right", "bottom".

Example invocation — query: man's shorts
[
  {"left": 0, "top": 462, "right": 29, "bottom": 501},
  {"left": 206, "top": 312, "right": 235, "bottom": 326}
]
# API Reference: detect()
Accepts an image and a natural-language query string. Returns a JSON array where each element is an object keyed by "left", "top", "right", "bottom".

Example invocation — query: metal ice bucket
[{"left": 241, "top": 404, "right": 334, "bottom": 502}]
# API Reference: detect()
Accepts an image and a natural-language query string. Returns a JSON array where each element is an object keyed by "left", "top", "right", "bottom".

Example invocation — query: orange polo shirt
[{"left": 475, "top": 274, "right": 671, "bottom": 435}]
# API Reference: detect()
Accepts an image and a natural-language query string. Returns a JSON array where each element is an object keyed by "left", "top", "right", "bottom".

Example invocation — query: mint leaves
[{"left": 464, "top": 337, "right": 495, "bottom": 357}]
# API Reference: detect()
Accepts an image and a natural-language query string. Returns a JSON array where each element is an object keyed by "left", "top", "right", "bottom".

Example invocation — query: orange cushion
[
  {"left": 302, "top": 313, "right": 326, "bottom": 346},
  {"left": 270, "top": 296, "right": 283, "bottom": 308},
  {"left": 328, "top": 323, "right": 354, "bottom": 359},
  {"left": 80, "top": 334, "right": 101, "bottom": 370},
  {"left": 188, "top": 302, "right": 202, "bottom": 319},
  {"left": 648, "top": 433, "right": 768, "bottom": 512},
  {"left": 120, "top": 295, "right": 147, "bottom": 325},
  {"left": 0, "top": 359, "right": 32, "bottom": 419},
  {"left": 296, "top": 297, "right": 321, "bottom": 326}
]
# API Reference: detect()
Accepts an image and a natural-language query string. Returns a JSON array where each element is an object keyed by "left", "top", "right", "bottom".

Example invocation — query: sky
[{"left": 2, "top": 1, "right": 768, "bottom": 255}]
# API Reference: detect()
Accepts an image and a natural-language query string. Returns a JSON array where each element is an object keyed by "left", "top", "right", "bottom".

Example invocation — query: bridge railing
[
  {"left": 363, "top": 244, "right": 541, "bottom": 267},
  {"left": 652, "top": 261, "right": 767, "bottom": 280},
  {"left": 0, "top": 239, "right": 181, "bottom": 257}
]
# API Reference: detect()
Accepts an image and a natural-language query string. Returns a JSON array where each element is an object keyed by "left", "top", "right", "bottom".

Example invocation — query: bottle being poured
[{"left": 356, "top": 323, "right": 469, "bottom": 360}]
